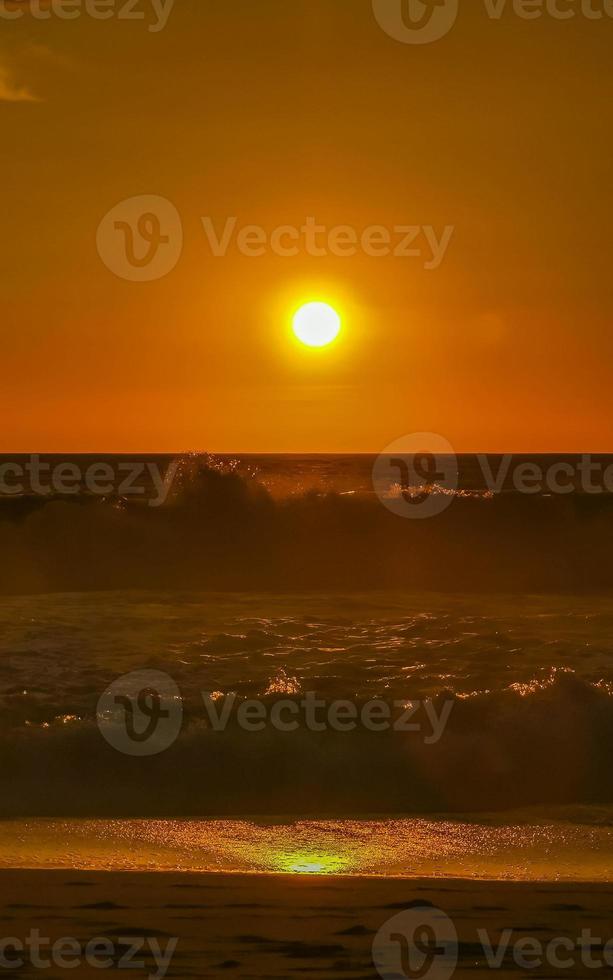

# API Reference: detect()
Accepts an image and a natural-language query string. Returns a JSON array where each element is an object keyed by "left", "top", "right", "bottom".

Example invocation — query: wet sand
[
  {"left": 3, "top": 815, "right": 612, "bottom": 879},
  {"left": 1, "top": 870, "right": 612, "bottom": 978}
]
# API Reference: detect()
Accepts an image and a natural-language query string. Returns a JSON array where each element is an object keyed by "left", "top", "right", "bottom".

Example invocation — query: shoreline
[
  {"left": 2, "top": 867, "right": 613, "bottom": 886},
  {"left": 1, "top": 813, "right": 612, "bottom": 881}
]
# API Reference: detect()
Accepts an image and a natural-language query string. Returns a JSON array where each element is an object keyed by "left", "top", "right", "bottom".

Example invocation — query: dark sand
[{"left": 1, "top": 871, "right": 612, "bottom": 978}]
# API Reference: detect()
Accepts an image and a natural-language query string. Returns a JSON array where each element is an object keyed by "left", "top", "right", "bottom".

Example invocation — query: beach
[
  {"left": 3, "top": 813, "right": 613, "bottom": 977},
  {"left": 2, "top": 869, "right": 613, "bottom": 978},
  {"left": 1, "top": 583, "right": 613, "bottom": 976},
  {"left": 4, "top": 0, "right": 611, "bottom": 975}
]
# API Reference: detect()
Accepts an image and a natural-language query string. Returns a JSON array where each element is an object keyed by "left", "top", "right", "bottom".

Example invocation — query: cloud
[{"left": 0, "top": 66, "right": 40, "bottom": 103}]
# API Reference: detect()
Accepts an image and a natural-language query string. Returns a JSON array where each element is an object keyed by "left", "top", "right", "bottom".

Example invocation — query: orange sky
[{"left": 1, "top": 0, "right": 612, "bottom": 452}]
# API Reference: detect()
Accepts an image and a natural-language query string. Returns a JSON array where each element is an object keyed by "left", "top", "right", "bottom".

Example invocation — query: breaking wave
[
  {"left": 2, "top": 670, "right": 613, "bottom": 817},
  {"left": 1, "top": 455, "right": 613, "bottom": 593}
]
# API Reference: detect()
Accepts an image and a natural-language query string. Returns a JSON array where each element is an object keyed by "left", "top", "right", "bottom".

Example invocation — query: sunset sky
[{"left": 2, "top": 0, "right": 612, "bottom": 452}]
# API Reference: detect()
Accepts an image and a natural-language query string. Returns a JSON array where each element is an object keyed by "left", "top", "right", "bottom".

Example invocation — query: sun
[{"left": 292, "top": 302, "right": 342, "bottom": 348}]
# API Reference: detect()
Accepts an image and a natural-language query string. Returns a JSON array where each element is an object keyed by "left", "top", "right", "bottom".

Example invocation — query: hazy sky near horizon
[{"left": 2, "top": 0, "right": 612, "bottom": 452}]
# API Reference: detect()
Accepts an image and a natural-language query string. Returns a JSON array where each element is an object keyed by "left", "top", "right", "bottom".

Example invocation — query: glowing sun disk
[{"left": 292, "top": 302, "right": 342, "bottom": 348}]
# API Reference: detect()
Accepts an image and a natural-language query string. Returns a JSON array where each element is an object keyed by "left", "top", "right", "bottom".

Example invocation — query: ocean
[
  {"left": 3, "top": 452, "right": 613, "bottom": 497},
  {"left": 1, "top": 590, "right": 613, "bottom": 821},
  {"left": 2, "top": 454, "right": 613, "bottom": 877},
  {"left": 1, "top": 452, "right": 613, "bottom": 594}
]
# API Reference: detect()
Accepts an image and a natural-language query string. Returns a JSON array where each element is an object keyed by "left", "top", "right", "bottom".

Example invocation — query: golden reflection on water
[
  {"left": 1, "top": 817, "right": 612, "bottom": 880},
  {"left": 272, "top": 852, "right": 352, "bottom": 875}
]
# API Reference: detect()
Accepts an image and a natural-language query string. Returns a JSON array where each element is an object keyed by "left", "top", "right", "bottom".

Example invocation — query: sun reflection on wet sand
[
  {"left": 277, "top": 854, "right": 350, "bottom": 875},
  {"left": 2, "top": 815, "right": 613, "bottom": 880}
]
